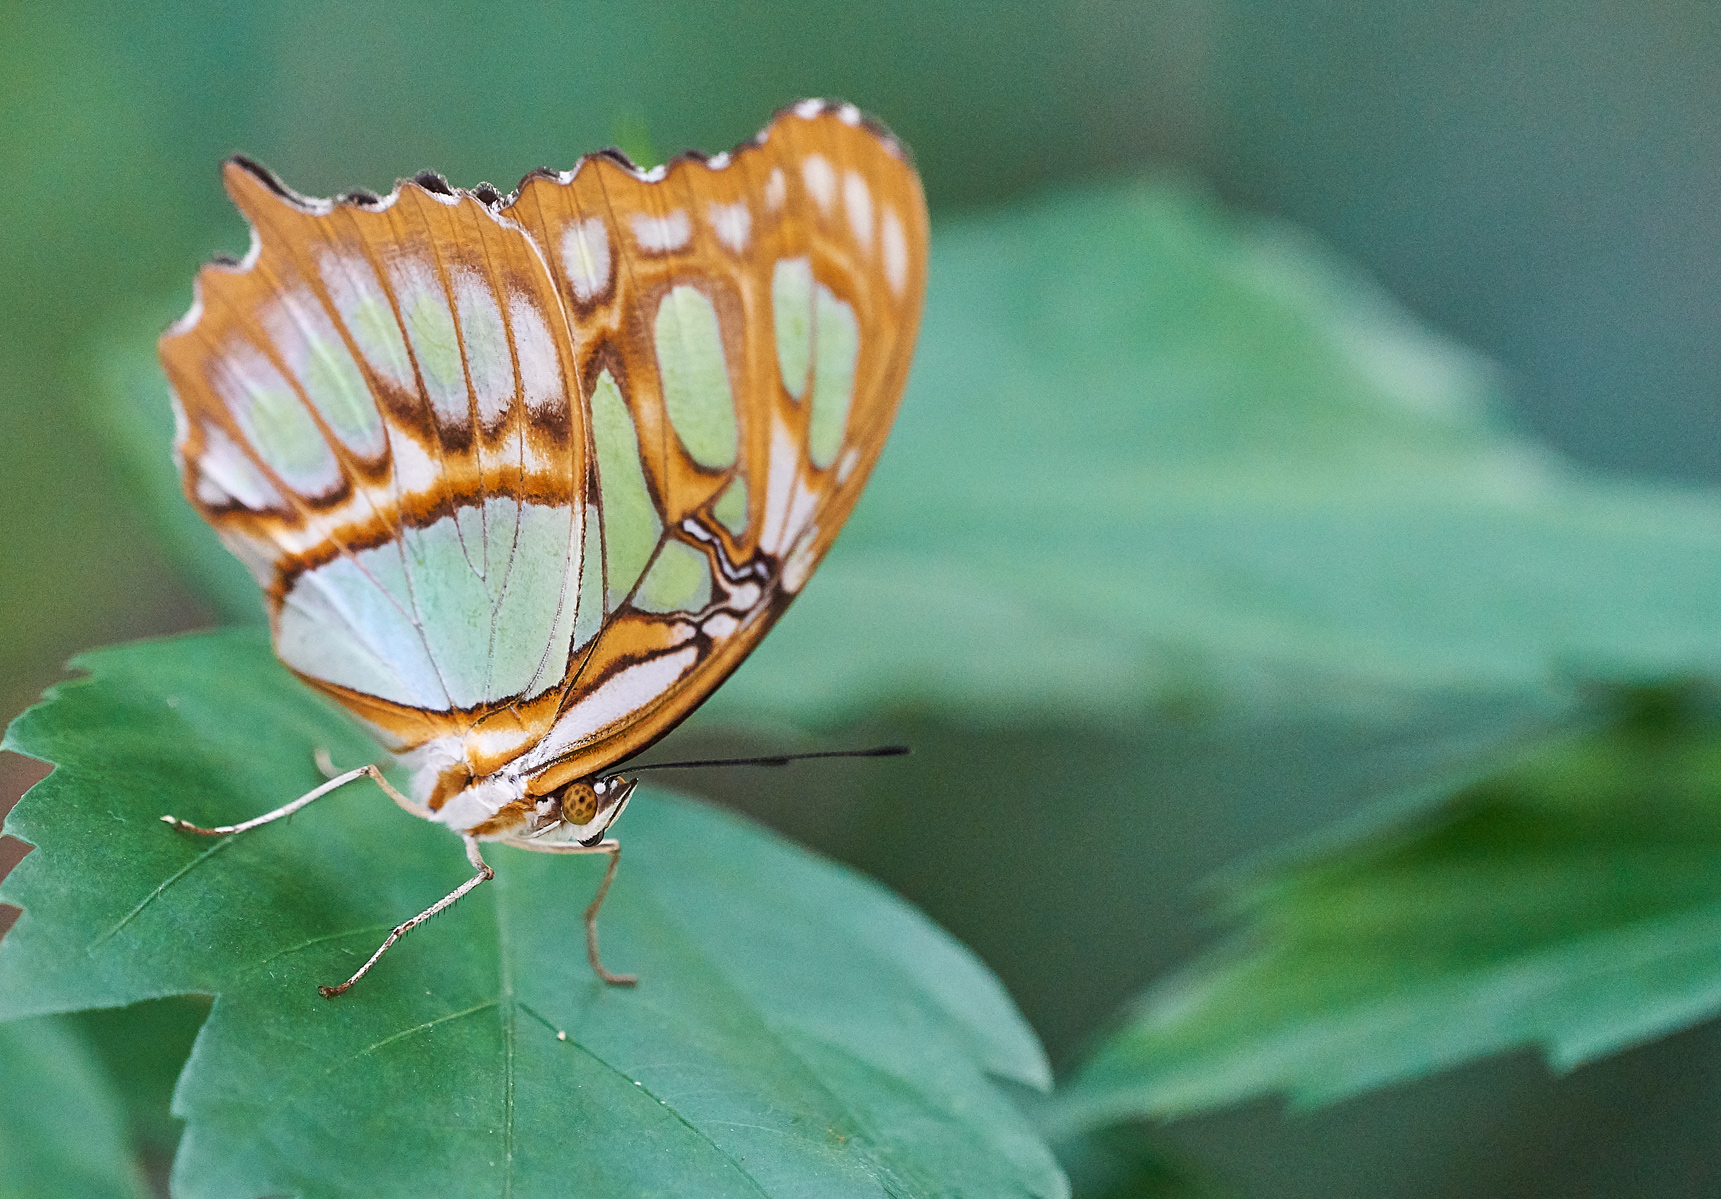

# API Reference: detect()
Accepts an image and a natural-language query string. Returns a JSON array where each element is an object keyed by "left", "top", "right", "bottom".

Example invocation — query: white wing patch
[
  {"left": 632, "top": 209, "right": 692, "bottom": 253},
  {"left": 195, "top": 423, "right": 283, "bottom": 510},
  {"left": 881, "top": 207, "right": 910, "bottom": 296},
  {"left": 843, "top": 171, "right": 874, "bottom": 254},
  {"left": 707, "top": 199, "right": 751, "bottom": 253},
  {"left": 522, "top": 645, "right": 701, "bottom": 766},
  {"left": 509, "top": 294, "right": 565, "bottom": 418},
  {"left": 759, "top": 417, "right": 819, "bottom": 555},
  {"left": 801, "top": 155, "right": 836, "bottom": 214},
  {"left": 560, "top": 216, "right": 612, "bottom": 303}
]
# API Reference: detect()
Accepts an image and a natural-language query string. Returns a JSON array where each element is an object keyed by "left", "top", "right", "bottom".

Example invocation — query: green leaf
[
  {"left": 1050, "top": 684, "right": 1721, "bottom": 1125},
  {"left": 0, "top": 1015, "right": 150, "bottom": 1199},
  {"left": 0, "top": 631, "right": 1062, "bottom": 1198},
  {"left": 711, "top": 181, "right": 1721, "bottom": 723}
]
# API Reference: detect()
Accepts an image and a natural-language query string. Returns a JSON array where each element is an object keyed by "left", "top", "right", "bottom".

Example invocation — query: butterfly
[{"left": 155, "top": 100, "right": 928, "bottom": 996}]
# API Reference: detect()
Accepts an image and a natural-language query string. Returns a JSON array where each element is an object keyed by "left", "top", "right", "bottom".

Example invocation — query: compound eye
[{"left": 560, "top": 782, "right": 599, "bottom": 826}]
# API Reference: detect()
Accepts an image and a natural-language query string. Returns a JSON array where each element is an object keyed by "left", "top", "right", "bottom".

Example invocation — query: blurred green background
[{"left": 4, "top": 2, "right": 1721, "bottom": 1196}]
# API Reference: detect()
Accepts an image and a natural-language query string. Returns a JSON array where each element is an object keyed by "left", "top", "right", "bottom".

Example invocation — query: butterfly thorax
[{"left": 411, "top": 735, "right": 635, "bottom": 844}]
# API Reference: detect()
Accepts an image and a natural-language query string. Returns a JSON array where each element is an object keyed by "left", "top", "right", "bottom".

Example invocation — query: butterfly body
[{"left": 156, "top": 101, "right": 927, "bottom": 991}]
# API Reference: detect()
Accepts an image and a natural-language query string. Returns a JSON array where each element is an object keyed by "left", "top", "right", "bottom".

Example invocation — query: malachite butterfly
[{"left": 156, "top": 100, "right": 928, "bottom": 994}]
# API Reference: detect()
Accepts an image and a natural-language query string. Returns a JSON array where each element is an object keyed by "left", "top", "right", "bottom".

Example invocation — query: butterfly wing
[
  {"left": 160, "top": 102, "right": 927, "bottom": 794},
  {"left": 161, "top": 150, "right": 595, "bottom": 759}
]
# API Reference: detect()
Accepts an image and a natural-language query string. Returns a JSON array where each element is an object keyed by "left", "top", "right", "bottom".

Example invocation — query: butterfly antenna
[{"left": 619, "top": 745, "right": 910, "bottom": 772}]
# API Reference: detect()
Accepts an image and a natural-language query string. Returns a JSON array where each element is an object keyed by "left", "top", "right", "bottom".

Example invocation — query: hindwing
[{"left": 159, "top": 100, "right": 928, "bottom": 788}]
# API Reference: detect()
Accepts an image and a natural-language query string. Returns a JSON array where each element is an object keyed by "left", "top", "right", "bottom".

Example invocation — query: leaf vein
[
  {"left": 557, "top": 1032, "right": 776, "bottom": 1199},
  {"left": 250, "top": 922, "right": 397, "bottom": 969},
  {"left": 92, "top": 836, "right": 237, "bottom": 949},
  {"left": 353, "top": 1000, "right": 499, "bottom": 1061}
]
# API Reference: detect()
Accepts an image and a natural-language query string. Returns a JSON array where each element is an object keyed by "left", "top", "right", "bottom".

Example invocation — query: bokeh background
[{"left": 4, "top": 3, "right": 1721, "bottom": 1196}]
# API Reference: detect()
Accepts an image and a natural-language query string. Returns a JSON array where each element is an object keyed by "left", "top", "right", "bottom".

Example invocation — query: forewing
[{"left": 506, "top": 101, "right": 928, "bottom": 790}]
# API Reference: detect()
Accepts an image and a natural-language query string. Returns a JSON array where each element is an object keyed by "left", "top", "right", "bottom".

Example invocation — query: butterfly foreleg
[
  {"left": 312, "top": 746, "right": 342, "bottom": 780},
  {"left": 161, "top": 761, "right": 432, "bottom": 837},
  {"left": 161, "top": 762, "right": 381, "bottom": 836},
  {"left": 506, "top": 837, "right": 637, "bottom": 987},
  {"left": 318, "top": 834, "right": 493, "bottom": 999},
  {"left": 313, "top": 750, "right": 434, "bottom": 820}
]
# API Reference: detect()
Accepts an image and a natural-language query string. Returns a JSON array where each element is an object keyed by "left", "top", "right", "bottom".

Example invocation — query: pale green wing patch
[
  {"left": 397, "top": 510, "right": 495, "bottom": 705},
  {"left": 772, "top": 257, "right": 814, "bottom": 400},
  {"left": 655, "top": 284, "right": 739, "bottom": 468},
  {"left": 713, "top": 474, "right": 749, "bottom": 535},
  {"left": 591, "top": 369, "right": 663, "bottom": 610},
  {"left": 278, "top": 499, "right": 585, "bottom": 710},
  {"left": 635, "top": 539, "right": 715, "bottom": 614},
  {"left": 572, "top": 506, "right": 606, "bottom": 649},
  {"left": 263, "top": 287, "right": 386, "bottom": 459},
  {"left": 212, "top": 342, "right": 341, "bottom": 496},
  {"left": 388, "top": 258, "right": 467, "bottom": 425},
  {"left": 299, "top": 333, "right": 382, "bottom": 454},
  {"left": 808, "top": 283, "right": 860, "bottom": 468},
  {"left": 276, "top": 545, "right": 446, "bottom": 707},
  {"left": 316, "top": 248, "right": 415, "bottom": 392},
  {"left": 486, "top": 501, "right": 581, "bottom": 698}
]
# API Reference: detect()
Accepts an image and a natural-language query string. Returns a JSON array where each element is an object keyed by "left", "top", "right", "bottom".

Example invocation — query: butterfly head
[{"left": 529, "top": 773, "right": 637, "bottom": 846}]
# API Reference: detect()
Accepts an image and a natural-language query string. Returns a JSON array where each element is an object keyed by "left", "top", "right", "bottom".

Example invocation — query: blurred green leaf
[
  {"left": 716, "top": 181, "right": 1721, "bottom": 723},
  {"left": 610, "top": 105, "right": 658, "bottom": 169},
  {"left": 1051, "top": 1122, "right": 1227, "bottom": 1199},
  {"left": 82, "top": 312, "right": 265, "bottom": 626},
  {"left": 0, "top": 631, "right": 1062, "bottom": 1198},
  {"left": 0, "top": 1015, "right": 150, "bottom": 1199},
  {"left": 73, "top": 996, "right": 210, "bottom": 1182},
  {"left": 1050, "top": 684, "right": 1721, "bottom": 1125}
]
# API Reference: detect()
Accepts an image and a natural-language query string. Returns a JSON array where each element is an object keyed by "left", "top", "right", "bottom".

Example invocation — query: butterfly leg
[
  {"left": 580, "top": 841, "right": 636, "bottom": 987},
  {"left": 508, "top": 838, "right": 637, "bottom": 986},
  {"left": 161, "top": 763, "right": 432, "bottom": 836},
  {"left": 312, "top": 750, "right": 434, "bottom": 820},
  {"left": 318, "top": 835, "right": 493, "bottom": 999}
]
